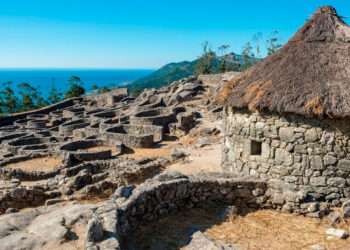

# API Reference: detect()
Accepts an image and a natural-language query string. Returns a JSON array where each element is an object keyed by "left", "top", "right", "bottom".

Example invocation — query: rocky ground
[{"left": 0, "top": 72, "right": 349, "bottom": 250}]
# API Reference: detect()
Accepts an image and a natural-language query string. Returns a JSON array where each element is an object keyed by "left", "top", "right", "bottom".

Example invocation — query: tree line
[
  {"left": 195, "top": 31, "right": 282, "bottom": 75},
  {"left": 0, "top": 76, "right": 110, "bottom": 114}
]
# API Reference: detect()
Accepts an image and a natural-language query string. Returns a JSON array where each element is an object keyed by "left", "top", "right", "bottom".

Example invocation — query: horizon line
[{"left": 0, "top": 67, "right": 157, "bottom": 71}]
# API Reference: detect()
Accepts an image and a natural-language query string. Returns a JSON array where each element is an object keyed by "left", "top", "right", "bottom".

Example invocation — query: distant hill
[
  {"left": 128, "top": 53, "right": 256, "bottom": 96},
  {"left": 128, "top": 61, "right": 197, "bottom": 96}
]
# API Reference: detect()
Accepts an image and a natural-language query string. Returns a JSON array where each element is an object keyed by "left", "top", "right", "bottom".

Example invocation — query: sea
[{"left": 0, "top": 69, "right": 153, "bottom": 98}]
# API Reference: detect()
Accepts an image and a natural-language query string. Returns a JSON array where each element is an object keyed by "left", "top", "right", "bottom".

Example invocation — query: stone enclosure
[
  {"left": 0, "top": 75, "right": 208, "bottom": 216},
  {"left": 223, "top": 109, "right": 350, "bottom": 211}
]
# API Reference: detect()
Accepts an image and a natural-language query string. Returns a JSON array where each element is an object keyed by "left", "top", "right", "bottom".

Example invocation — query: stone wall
[
  {"left": 85, "top": 173, "right": 269, "bottom": 250},
  {"left": 0, "top": 97, "right": 82, "bottom": 126},
  {"left": 104, "top": 125, "right": 155, "bottom": 148},
  {"left": 223, "top": 108, "right": 350, "bottom": 208}
]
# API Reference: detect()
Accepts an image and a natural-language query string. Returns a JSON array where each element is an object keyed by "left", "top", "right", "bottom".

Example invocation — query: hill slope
[{"left": 128, "top": 53, "right": 254, "bottom": 95}]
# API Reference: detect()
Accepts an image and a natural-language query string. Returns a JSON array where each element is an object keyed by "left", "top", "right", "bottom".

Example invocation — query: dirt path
[{"left": 167, "top": 143, "right": 223, "bottom": 175}]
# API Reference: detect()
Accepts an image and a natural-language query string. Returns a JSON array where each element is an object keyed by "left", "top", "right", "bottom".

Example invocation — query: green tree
[
  {"left": 98, "top": 86, "right": 111, "bottom": 94},
  {"left": 0, "top": 82, "right": 18, "bottom": 113},
  {"left": 252, "top": 32, "right": 263, "bottom": 58},
  {"left": 195, "top": 41, "right": 217, "bottom": 75},
  {"left": 0, "top": 94, "right": 4, "bottom": 114},
  {"left": 266, "top": 30, "right": 282, "bottom": 56},
  {"left": 35, "top": 88, "right": 49, "bottom": 108},
  {"left": 64, "top": 76, "right": 85, "bottom": 99},
  {"left": 48, "top": 84, "right": 62, "bottom": 104},
  {"left": 218, "top": 44, "right": 230, "bottom": 73},
  {"left": 18, "top": 83, "right": 39, "bottom": 111},
  {"left": 241, "top": 42, "right": 255, "bottom": 70},
  {"left": 91, "top": 84, "right": 99, "bottom": 92}
]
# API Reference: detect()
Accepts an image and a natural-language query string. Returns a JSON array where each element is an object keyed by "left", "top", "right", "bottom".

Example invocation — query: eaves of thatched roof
[{"left": 218, "top": 6, "right": 350, "bottom": 119}]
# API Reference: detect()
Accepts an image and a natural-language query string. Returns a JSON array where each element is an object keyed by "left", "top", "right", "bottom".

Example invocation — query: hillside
[
  {"left": 128, "top": 53, "right": 254, "bottom": 95},
  {"left": 129, "top": 60, "right": 196, "bottom": 95}
]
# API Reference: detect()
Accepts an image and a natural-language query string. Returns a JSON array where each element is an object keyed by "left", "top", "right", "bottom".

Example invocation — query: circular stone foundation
[{"left": 60, "top": 139, "right": 122, "bottom": 165}]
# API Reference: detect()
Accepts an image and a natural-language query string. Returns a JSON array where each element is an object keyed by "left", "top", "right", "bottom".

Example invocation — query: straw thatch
[{"left": 218, "top": 6, "right": 350, "bottom": 119}]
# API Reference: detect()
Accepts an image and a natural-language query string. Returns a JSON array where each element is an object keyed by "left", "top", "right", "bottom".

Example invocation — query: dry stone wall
[
  {"left": 223, "top": 108, "right": 350, "bottom": 209},
  {"left": 85, "top": 173, "right": 269, "bottom": 250}
]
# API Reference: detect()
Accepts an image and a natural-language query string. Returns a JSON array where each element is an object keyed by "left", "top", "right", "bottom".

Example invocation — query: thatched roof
[{"left": 218, "top": 6, "right": 350, "bottom": 119}]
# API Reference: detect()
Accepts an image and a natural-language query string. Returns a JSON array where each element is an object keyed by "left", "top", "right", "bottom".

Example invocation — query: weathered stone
[
  {"left": 86, "top": 216, "right": 104, "bottom": 243},
  {"left": 310, "top": 244, "right": 326, "bottom": 250},
  {"left": 171, "top": 148, "right": 189, "bottom": 161},
  {"left": 323, "top": 154, "right": 337, "bottom": 166},
  {"left": 337, "top": 159, "right": 350, "bottom": 173},
  {"left": 275, "top": 148, "right": 293, "bottom": 166},
  {"left": 279, "top": 127, "right": 295, "bottom": 142},
  {"left": 342, "top": 200, "right": 350, "bottom": 218},
  {"left": 326, "top": 228, "right": 349, "bottom": 239},
  {"left": 305, "top": 128, "right": 318, "bottom": 142},
  {"left": 185, "top": 231, "right": 237, "bottom": 250},
  {"left": 327, "top": 177, "right": 346, "bottom": 187},
  {"left": 310, "top": 177, "right": 326, "bottom": 187},
  {"left": 310, "top": 156, "right": 323, "bottom": 170},
  {"left": 327, "top": 211, "right": 341, "bottom": 225}
]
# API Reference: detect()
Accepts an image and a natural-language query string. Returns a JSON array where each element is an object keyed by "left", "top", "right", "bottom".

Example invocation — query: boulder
[
  {"left": 326, "top": 228, "right": 349, "bottom": 239},
  {"left": 327, "top": 211, "right": 341, "bottom": 225},
  {"left": 86, "top": 216, "right": 104, "bottom": 243},
  {"left": 171, "top": 148, "right": 189, "bottom": 161},
  {"left": 184, "top": 231, "right": 236, "bottom": 250},
  {"left": 342, "top": 200, "right": 350, "bottom": 218}
]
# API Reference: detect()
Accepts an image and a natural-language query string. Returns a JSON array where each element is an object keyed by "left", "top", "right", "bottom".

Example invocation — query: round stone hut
[{"left": 218, "top": 6, "right": 350, "bottom": 206}]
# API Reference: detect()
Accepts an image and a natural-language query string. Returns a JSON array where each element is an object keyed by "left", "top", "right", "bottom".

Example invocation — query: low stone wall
[
  {"left": 123, "top": 124, "right": 163, "bottom": 143},
  {"left": 0, "top": 153, "right": 63, "bottom": 181},
  {"left": 0, "top": 186, "right": 55, "bottom": 213},
  {"left": 130, "top": 108, "right": 176, "bottom": 133},
  {"left": 86, "top": 88, "right": 128, "bottom": 107},
  {"left": 0, "top": 132, "right": 29, "bottom": 143},
  {"left": 59, "top": 119, "right": 90, "bottom": 136},
  {"left": 0, "top": 167, "right": 60, "bottom": 181},
  {"left": 60, "top": 139, "right": 120, "bottom": 166},
  {"left": 85, "top": 173, "right": 269, "bottom": 250},
  {"left": 0, "top": 97, "right": 82, "bottom": 126},
  {"left": 62, "top": 106, "right": 85, "bottom": 119},
  {"left": 99, "top": 116, "right": 130, "bottom": 131},
  {"left": 223, "top": 109, "right": 350, "bottom": 209},
  {"left": 4, "top": 136, "right": 55, "bottom": 155},
  {"left": 104, "top": 125, "right": 155, "bottom": 148}
]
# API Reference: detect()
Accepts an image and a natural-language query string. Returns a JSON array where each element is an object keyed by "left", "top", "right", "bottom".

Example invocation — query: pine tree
[
  {"left": 241, "top": 42, "right": 255, "bottom": 70},
  {"left": 218, "top": 44, "right": 230, "bottom": 73},
  {"left": 0, "top": 82, "right": 18, "bottom": 113},
  {"left": 18, "top": 82, "right": 37, "bottom": 111},
  {"left": 266, "top": 30, "right": 282, "bottom": 56},
  {"left": 64, "top": 76, "right": 85, "bottom": 99},
  {"left": 195, "top": 41, "right": 217, "bottom": 75},
  {"left": 48, "top": 84, "right": 62, "bottom": 104}
]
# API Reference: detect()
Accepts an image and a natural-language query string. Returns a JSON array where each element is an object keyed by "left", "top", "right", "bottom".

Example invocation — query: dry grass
[
  {"left": 206, "top": 210, "right": 350, "bottom": 250},
  {"left": 126, "top": 206, "right": 223, "bottom": 250},
  {"left": 5, "top": 156, "right": 62, "bottom": 172},
  {"left": 127, "top": 207, "right": 350, "bottom": 250},
  {"left": 126, "top": 141, "right": 177, "bottom": 160}
]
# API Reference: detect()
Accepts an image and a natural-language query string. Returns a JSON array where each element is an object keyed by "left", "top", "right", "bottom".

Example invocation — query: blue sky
[{"left": 0, "top": 0, "right": 349, "bottom": 69}]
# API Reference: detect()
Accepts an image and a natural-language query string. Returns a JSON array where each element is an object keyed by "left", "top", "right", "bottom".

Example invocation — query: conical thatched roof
[{"left": 218, "top": 6, "right": 350, "bottom": 119}]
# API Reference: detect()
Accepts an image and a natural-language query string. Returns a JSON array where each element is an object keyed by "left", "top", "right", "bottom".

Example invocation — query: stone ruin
[
  {"left": 0, "top": 75, "right": 208, "bottom": 215},
  {"left": 2, "top": 7, "right": 350, "bottom": 249}
]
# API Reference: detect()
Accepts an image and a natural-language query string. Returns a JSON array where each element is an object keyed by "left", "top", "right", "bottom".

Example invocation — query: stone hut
[{"left": 218, "top": 6, "right": 350, "bottom": 206}]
